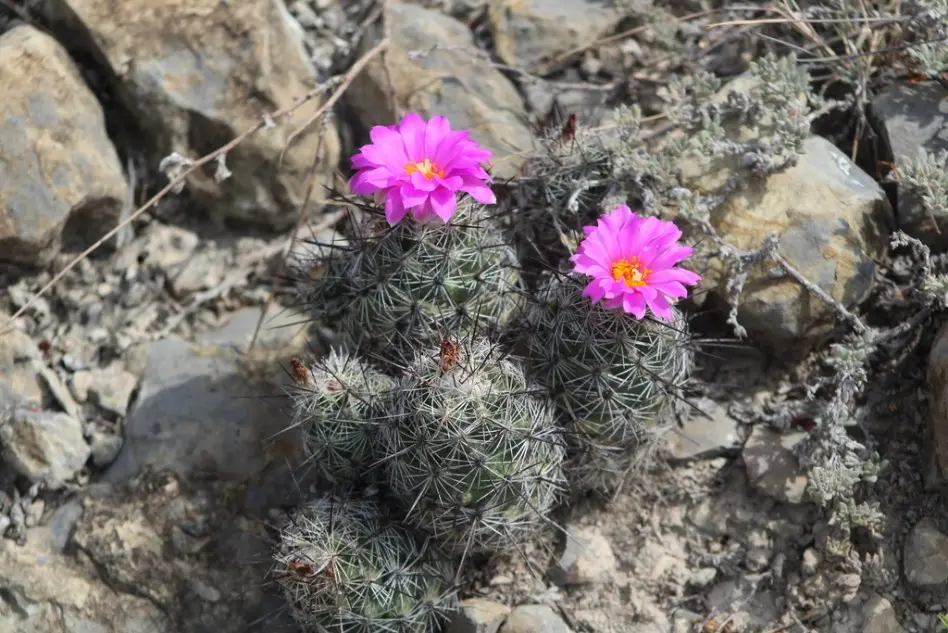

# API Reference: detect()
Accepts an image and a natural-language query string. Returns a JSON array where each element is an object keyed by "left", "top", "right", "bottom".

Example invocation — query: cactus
[
  {"left": 523, "top": 274, "right": 692, "bottom": 445},
  {"left": 299, "top": 200, "right": 522, "bottom": 362},
  {"left": 273, "top": 496, "right": 458, "bottom": 633},
  {"left": 287, "top": 351, "right": 395, "bottom": 487},
  {"left": 380, "top": 336, "right": 566, "bottom": 555}
]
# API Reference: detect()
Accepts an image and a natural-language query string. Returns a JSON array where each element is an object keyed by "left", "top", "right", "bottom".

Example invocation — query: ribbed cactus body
[
  {"left": 274, "top": 496, "right": 458, "bottom": 633},
  {"left": 288, "top": 351, "right": 394, "bottom": 487},
  {"left": 382, "top": 338, "right": 566, "bottom": 555},
  {"left": 302, "top": 201, "right": 521, "bottom": 360},
  {"left": 524, "top": 276, "right": 692, "bottom": 444}
]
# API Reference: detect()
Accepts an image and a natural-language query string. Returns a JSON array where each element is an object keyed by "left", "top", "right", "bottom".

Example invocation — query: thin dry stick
[
  {"left": 539, "top": 7, "right": 721, "bottom": 71},
  {"left": 247, "top": 117, "right": 331, "bottom": 353},
  {"left": 280, "top": 36, "right": 390, "bottom": 164},
  {"left": 1, "top": 36, "right": 390, "bottom": 337}
]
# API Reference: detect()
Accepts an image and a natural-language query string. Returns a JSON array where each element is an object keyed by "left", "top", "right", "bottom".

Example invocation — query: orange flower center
[
  {"left": 611, "top": 257, "right": 650, "bottom": 287},
  {"left": 404, "top": 158, "right": 445, "bottom": 180}
]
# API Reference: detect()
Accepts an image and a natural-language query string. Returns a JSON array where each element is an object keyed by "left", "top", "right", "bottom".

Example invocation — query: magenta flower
[
  {"left": 570, "top": 205, "right": 702, "bottom": 321},
  {"left": 348, "top": 113, "right": 496, "bottom": 225}
]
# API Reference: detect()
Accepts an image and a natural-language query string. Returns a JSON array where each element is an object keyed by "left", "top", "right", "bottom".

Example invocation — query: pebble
[
  {"left": 861, "top": 594, "right": 905, "bottom": 633},
  {"left": 549, "top": 525, "right": 617, "bottom": 586},
  {"left": 70, "top": 364, "right": 139, "bottom": 417},
  {"left": 904, "top": 518, "right": 948, "bottom": 587},
  {"left": 500, "top": 605, "right": 573, "bottom": 633},
  {"left": 742, "top": 426, "right": 809, "bottom": 504},
  {"left": 0, "top": 408, "right": 91, "bottom": 489},
  {"left": 446, "top": 598, "right": 511, "bottom": 633},
  {"left": 666, "top": 398, "right": 741, "bottom": 461}
]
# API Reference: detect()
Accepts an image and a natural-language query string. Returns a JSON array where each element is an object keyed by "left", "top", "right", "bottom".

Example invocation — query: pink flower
[
  {"left": 348, "top": 113, "right": 496, "bottom": 225},
  {"left": 570, "top": 205, "right": 702, "bottom": 321}
]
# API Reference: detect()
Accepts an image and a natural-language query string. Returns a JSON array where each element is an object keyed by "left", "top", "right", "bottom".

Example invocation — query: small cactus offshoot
[
  {"left": 273, "top": 496, "right": 458, "bottom": 633},
  {"left": 288, "top": 352, "right": 395, "bottom": 487},
  {"left": 300, "top": 200, "right": 522, "bottom": 361},
  {"left": 381, "top": 336, "right": 566, "bottom": 555},
  {"left": 524, "top": 275, "right": 692, "bottom": 444}
]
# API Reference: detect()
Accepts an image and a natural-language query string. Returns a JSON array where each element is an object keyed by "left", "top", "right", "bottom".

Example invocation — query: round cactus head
[
  {"left": 381, "top": 336, "right": 566, "bottom": 556},
  {"left": 273, "top": 496, "right": 458, "bottom": 633},
  {"left": 524, "top": 274, "right": 693, "bottom": 444},
  {"left": 287, "top": 351, "right": 395, "bottom": 488},
  {"left": 299, "top": 200, "right": 522, "bottom": 362}
]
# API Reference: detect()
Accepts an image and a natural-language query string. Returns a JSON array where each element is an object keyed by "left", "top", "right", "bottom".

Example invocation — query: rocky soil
[{"left": 1, "top": 1, "right": 948, "bottom": 632}]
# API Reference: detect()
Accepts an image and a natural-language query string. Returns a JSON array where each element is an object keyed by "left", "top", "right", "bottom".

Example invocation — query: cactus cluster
[
  {"left": 288, "top": 351, "right": 395, "bottom": 488},
  {"left": 383, "top": 337, "right": 566, "bottom": 555},
  {"left": 300, "top": 200, "right": 522, "bottom": 362},
  {"left": 274, "top": 111, "right": 701, "bottom": 633},
  {"left": 273, "top": 496, "right": 457, "bottom": 633}
]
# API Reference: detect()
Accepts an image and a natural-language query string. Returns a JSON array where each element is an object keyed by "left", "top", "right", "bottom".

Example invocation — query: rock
[
  {"left": 0, "top": 522, "right": 163, "bottom": 633},
  {"left": 347, "top": 1, "right": 534, "bottom": 179},
  {"left": 926, "top": 323, "right": 948, "bottom": 486},
  {"left": 549, "top": 525, "right": 617, "bottom": 586},
  {"left": 40, "top": 0, "right": 341, "bottom": 231},
  {"left": 903, "top": 518, "right": 948, "bottom": 587},
  {"left": 0, "top": 25, "right": 128, "bottom": 268},
  {"left": 0, "top": 408, "right": 91, "bottom": 489},
  {"left": 89, "top": 430, "right": 124, "bottom": 468},
  {"left": 665, "top": 398, "right": 741, "bottom": 461},
  {"left": 487, "top": 0, "right": 619, "bottom": 73},
  {"left": 446, "top": 598, "right": 511, "bottom": 633},
  {"left": 861, "top": 594, "right": 905, "bottom": 633},
  {"left": 103, "top": 338, "right": 270, "bottom": 483},
  {"left": 168, "top": 250, "right": 226, "bottom": 299},
  {"left": 501, "top": 605, "right": 573, "bottom": 633},
  {"left": 70, "top": 363, "right": 139, "bottom": 417},
  {"left": 112, "top": 223, "right": 199, "bottom": 275},
  {"left": 105, "top": 307, "right": 309, "bottom": 483},
  {"left": 869, "top": 81, "right": 948, "bottom": 248},
  {"left": 685, "top": 75, "right": 893, "bottom": 349},
  {"left": 0, "top": 326, "right": 45, "bottom": 406},
  {"left": 742, "top": 426, "right": 808, "bottom": 504}
]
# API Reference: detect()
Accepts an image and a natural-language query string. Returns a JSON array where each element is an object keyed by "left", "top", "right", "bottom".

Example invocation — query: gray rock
[
  {"left": 348, "top": 2, "right": 534, "bottom": 180},
  {"left": 447, "top": 598, "right": 511, "bottom": 633},
  {"left": 89, "top": 430, "right": 124, "bottom": 468},
  {"left": 549, "top": 525, "right": 617, "bottom": 586},
  {"left": 869, "top": 81, "right": 948, "bottom": 248},
  {"left": 666, "top": 398, "right": 741, "bottom": 461},
  {"left": 102, "top": 337, "right": 272, "bottom": 483},
  {"left": 0, "top": 520, "right": 164, "bottom": 633},
  {"left": 0, "top": 25, "right": 128, "bottom": 268},
  {"left": 0, "top": 326, "right": 44, "bottom": 406},
  {"left": 71, "top": 363, "right": 139, "bottom": 417},
  {"left": 40, "top": 0, "right": 340, "bottom": 231},
  {"left": 0, "top": 408, "right": 90, "bottom": 489},
  {"left": 487, "top": 0, "right": 620, "bottom": 73},
  {"left": 105, "top": 306, "right": 309, "bottom": 483},
  {"left": 904, "top": 518, "right": 948, "bottom": 587},
  {"left": 742, "top": 426, "right": 808, "bottom": 504},
  {"left": 501, "top": 605, "right": 573, "bottom": 633},
  {"left": 861, "top": 594, "right": 905, "bottom": 633},
  {"left": 926, "top": 323, "right": 948, "bottom": 487},
  {"left": 112, "top": 223, "right": 199, "bottom": 275},
  {"left": 684, "top": 75, "right": 893, "bottom": 349}
]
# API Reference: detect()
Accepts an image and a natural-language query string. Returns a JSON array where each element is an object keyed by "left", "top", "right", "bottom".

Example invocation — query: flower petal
[
  {"left": 429, "top": 187, "right": 458, "bottom": 222},
  {"left": 398, "top": 112, "right": 427, "bottom": 163},
  {"left": 384, "top": 191, "right": 409, "bottom": 225}
]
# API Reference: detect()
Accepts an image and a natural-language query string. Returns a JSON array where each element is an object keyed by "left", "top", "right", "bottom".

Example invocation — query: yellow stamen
[
  {"left": 611, "top": 257, "right": 650, "bottom": 287},
  {"left": 404, "top": 158, "right": 445, "bottom": 180}
]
